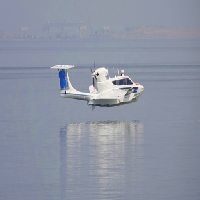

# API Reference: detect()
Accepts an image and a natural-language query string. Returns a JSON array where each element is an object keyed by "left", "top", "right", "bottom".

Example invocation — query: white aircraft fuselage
[{"left": 51, "top": 65, "right": 144, "bottom": 109}]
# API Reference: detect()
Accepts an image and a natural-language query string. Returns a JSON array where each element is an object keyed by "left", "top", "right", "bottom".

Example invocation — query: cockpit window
[{"left": 112, "top": 78, "right": 133, "bottom": 85}]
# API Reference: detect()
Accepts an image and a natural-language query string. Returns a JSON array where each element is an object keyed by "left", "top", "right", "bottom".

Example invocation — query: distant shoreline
[
  {"left": 1, "top": 38, "right": 200, "bottom": 43},
  {"left": 1, "top": 27, "right": 200, "bottom": 41}
]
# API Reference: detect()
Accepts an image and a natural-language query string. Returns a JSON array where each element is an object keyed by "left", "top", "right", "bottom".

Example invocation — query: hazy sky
[{"left": 1, "top": 0, "right": 200, "bottom": 36}]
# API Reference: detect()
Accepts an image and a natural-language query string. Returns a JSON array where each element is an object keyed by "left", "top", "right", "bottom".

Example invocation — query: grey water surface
[{"left": 0, "top": 40, "right": 200, "bottom": 200}]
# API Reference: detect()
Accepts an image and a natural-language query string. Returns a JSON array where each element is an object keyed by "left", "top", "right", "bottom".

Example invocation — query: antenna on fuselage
[
  {"left": 113, "top": 66, "right": 115, "bottom": 76},
  {"left": 107, "top": 67, "right": 110, "bottom": 78},
  {"left": 121, "top": 70, "right": 124, "bottom": 76}
]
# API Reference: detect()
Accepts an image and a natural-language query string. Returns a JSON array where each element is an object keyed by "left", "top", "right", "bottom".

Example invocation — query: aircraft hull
[{"left": 88, "top": 90, "right": 144, "bottom": 107}]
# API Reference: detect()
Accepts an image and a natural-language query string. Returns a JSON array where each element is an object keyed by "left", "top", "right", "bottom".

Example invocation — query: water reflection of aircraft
[
  {"left": 59, "top": 121, "right": 143, "bottom": 199},
  {"left": 51, "top": 65, "right": 144, "bottom": 110}
]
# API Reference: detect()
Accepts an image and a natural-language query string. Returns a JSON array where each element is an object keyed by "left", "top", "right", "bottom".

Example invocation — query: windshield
[{"left": 112, "top": 78, "right": 133, "bottom": 85}]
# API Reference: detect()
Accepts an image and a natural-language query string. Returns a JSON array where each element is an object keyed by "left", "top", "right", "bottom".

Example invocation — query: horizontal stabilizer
[{"left": 51, "top": 65, "right": 74, "bottom": 70}]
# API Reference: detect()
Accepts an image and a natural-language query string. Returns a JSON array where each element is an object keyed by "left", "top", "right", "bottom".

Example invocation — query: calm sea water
[{"left": 0, "top": 40, "right": 200, "bottom": 200}]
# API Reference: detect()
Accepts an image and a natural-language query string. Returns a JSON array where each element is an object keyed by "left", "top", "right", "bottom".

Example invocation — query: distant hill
[{"left": 112, "top": 26, "right": 200, "bottom": 39}]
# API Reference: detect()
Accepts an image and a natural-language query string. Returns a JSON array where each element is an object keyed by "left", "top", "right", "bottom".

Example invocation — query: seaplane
[{"left": 51, "top": 65, "right": 144, "bottom": 110}]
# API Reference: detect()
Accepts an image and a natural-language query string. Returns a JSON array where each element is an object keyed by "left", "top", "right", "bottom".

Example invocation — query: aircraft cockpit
[{"left": 112, "top": 78, "right": 133, "bottom": 85}]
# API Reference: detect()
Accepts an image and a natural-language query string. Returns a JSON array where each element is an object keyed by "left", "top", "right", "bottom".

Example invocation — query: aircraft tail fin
[{"left": 51, "top": 65, "right": 76, "bottom": 91}]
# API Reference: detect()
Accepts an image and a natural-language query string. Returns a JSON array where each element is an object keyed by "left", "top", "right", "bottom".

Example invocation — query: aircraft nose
[{"left": 140, "top": 85, "right": 144, "bottom": 92}]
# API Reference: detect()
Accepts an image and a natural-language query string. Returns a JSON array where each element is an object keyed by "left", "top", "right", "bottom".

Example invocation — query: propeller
[
  {"left": 92, "top": 75, "right": 95, "bottom": 87},
  {"left": 91, "top": 61, "right": 96, "bottom": 87}
]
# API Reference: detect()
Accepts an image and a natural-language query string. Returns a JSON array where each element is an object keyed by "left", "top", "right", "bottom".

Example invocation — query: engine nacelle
[{"left": 92, "top": 67, "right": 108, "bottom": 82}]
